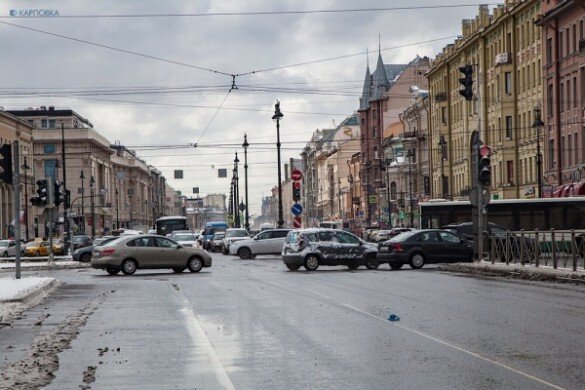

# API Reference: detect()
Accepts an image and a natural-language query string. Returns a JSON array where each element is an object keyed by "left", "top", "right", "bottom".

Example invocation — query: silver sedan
[{"left": 91, "top": 234, "right": 212, "bottom": 276}]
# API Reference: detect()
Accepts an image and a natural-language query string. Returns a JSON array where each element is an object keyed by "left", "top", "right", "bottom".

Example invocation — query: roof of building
[
  {"left": 7, "top": 107, "right": 94, "bottom": 128},
  {"left": 359, "top": 50, "right": 408, "bottom": 110}
]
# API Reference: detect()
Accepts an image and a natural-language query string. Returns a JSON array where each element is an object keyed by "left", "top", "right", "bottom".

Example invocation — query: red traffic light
[{"left": 479, "top": 145, "right": 491, "bottom": 157}]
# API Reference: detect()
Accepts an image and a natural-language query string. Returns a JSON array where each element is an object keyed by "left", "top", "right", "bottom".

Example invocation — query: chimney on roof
[
  {"left": 48, "top": 106, "right": 55, "bottom": 111},
  {"left": 40, "top": 105, "right": 47, "bottom": 110}
]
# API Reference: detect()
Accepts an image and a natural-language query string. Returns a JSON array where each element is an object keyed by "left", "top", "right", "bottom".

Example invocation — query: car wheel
[
  {"left": 409, "top": 253, "right": 425, "bottom": 269},
  {"left": 347, "top": 264, "right": 359, "bottom": 270},
  {"left": 2, "top": 251, "right": 8, "bottom": 257},
  {"left": 187, "top": 256, "right": 203, "bottom": 272},
  {"left": 304, "top": 254, "right": 319, "bottom": 271},
  {"left": 286, "top": 264, "right": 301, "bottom": 271},
  {"left": 80, "top": 253, "right": 92, "bottom": 263},
  {"left": 121, "top": 259, "right": 138, "bottom": 275},
  {"left": 106, "top": 267, "right": 120, "bottom": 275},
  {"left": 172, "top": 267, "right": 185, "bottom": 273},
  {"left": 365, "top": 254, "right": 379, "bottom": 270},
  {"left": 238, "top": 247, "right": 252, "bottom": 260},
  {"left": 389, "top": 263, "right": 403, "bottom": 270}
]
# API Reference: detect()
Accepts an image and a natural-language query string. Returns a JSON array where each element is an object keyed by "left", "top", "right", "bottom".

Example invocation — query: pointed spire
[
  {"left": 359, "top": 53, "right": 372, "bottom": 110},
  {"left": 371, "top": 45, "right": 390, "bottom": 100}
]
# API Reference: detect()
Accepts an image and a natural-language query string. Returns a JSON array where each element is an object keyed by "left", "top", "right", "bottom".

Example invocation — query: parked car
[
  {"left": 376, "top": 229, "right": 473, "bottom": 269},
  {"left": 173, "top": 233, "right": 200, "bottom": 248},
  {"left": 0, "top": 240, "right": 23, "bottom": 257},
  {"left": 229, "top": 229, "right": 292, "bottom": 259},
  {"left": 282, "top": 228, "right": 378, "bottom": 271},
  {"left": 73, "top": 236, "right": 119, "bottom": 263},
  {"left": 91, "top": 234, "right": 212, "bottom": 275},
  {"left": 72, "top": 235, "right": 93, "bottom": 250},
  {"left": 209, "top": 232, "right": 226, "bottom": 252},
  {"left": 24, "top": 241, "right": 50, "bottom": 257},
  {"left": 168, "top": 230, "right": 193, "bottom": 240},
  {"left": 222, "top": 228, "right": 250, "bottom": 254},
  {"left": 52, "top": 239, "right": 65, "bottom": 255},
  {"left": 373, "top": 229, "right": 413, "bottom": 242},
  {"left": 363, "top": 228, "right": 379, "bottom": 242}
]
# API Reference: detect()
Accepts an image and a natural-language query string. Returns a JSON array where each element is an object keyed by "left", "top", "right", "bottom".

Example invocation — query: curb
[
  {"left": 441, "top": 262, "right": 585, "bottom": 284},
  {"left": 0, "top": 278, "right": 61, "bottom": 304}
]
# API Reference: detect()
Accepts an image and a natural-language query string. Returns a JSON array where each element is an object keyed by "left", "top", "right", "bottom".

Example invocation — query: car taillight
[
  {"left": 101, "top": 248, "right": 116, "bottom": 256},
  {"left": 392, "top": 243, "right": 403, "bottom": 252}
]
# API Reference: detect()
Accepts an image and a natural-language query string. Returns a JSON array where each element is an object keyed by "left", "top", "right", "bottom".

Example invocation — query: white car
[
  {"left": 222, "top": 228, "right": 250, "bottom": 254},
  {"left": 173, "top": 233, "right": 200, "bottom": 248},
  {"left": 229, "top": 229, "right": 292, "bottom": 259},
  {"left": 0, "top": 240, "right": 20, "bottom": 257}
]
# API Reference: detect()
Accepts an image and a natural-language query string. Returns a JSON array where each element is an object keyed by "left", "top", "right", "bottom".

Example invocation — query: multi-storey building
[
  {"left": 539, "top": 0, "right": 585, "bottom": 196},
  {"left": 428, "top": 2, "right": 543, "bottom": 200},
  {"left": 0, "top": 110, "right": 34, "bottom": 239},
  {"left": 358, "top": 53, "right": 429, "bottom": 224}
]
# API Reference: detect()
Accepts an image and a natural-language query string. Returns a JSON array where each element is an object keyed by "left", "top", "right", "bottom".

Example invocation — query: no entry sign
[{"left": 291, "top": 169, "right": 303, "bottom": 181}]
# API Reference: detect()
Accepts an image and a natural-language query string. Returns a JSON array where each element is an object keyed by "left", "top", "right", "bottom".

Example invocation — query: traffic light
[
  {"left": 478, "top": 144, "right": 491, "bottom": 186},
  {"left": 0, "top": 144, "right": 13, "bottom": 185},
  {"left": 54, "top": 180, "right": 65, "bottom": 206},
  {"left": 30, "top": 179, "right": 48, "bottom": 207},
  {"left": 64, "top": 189, "right": 71, "bottom": 209},
  {"left": 458, "top": 64, "right": 474, "bottom": 101},
  {"left": 292, "top": 181, "right": 301, "bottom": 202}
]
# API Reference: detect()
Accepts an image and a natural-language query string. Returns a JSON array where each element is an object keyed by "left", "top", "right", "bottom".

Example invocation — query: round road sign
[
  {"left": 291, "top": 203, "right": 303, "bottom": 216},
  {"left": 291, "top": 169, "right": 303, "bottom": 181}
]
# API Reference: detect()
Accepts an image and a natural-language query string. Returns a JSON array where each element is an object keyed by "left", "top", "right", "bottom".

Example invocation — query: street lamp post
[
  {"left": 115, "top": 188, "right": 120, "bottom": 229},
  {"left": 532, "top": 105, "right": 544, "bottom": 198},
  {"left": 383, "top": 159, "right": 392, "bottom": 228},
  {"left": 90, "top": 175, "right": 95, "bottom": 238},
  {"left": 242, "top": 134, "right": 250, "bottom": 230},
  {"left": 234, "top": 152, "right": 240, "bottom": 228},
  {"left": 229, "top": 178, "right": 234, "bottom": 226},
  {"left": 272, "top": 100, "right": 285, "bottom": 228},
  {"left": 22, "top": 157, "right": 30, "bottom": 242},
  {"left": 406, "top": 149, "right": 414, "bottom": 228},
  {"left": 438, "top": 135, "right": 447, "bottom": 198},
  {"left": 80, "top": 171, "right": 85, "bottom": 233}
]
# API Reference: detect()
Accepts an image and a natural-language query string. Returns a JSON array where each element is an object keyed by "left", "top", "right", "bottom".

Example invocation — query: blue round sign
[{"left": 291, "top": 203, "right": 303, "bottom": 216}]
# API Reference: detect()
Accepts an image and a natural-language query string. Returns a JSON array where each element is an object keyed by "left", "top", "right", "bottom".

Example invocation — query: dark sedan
[
  {"left": 73, "top": 236, "right": 118, "bottom": 262},
  {"left": 376, "top": 229, "right": 473, "bottom": 270}
]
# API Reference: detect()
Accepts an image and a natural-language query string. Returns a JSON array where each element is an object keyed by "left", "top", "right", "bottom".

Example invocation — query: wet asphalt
[{"left": 1, "top": 253, "right": 585, "bottom": 389}]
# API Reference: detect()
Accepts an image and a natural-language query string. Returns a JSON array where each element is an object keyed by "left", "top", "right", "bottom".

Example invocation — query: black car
[
  {"left": 282, "top": 228, "right": 378, "bottom": 271},
  {"left": 377, "top": 229, "right": 473, "bottom": 269},
  {"left": 72, "top": 234, "right": 93, "bottom": 251},
  {"left": 72, "top": 236, "right": 118, "bottom": 262}
]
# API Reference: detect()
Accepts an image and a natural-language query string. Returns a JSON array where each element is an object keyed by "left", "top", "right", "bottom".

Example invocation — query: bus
[
  {"left": 419, "top": 197, "right": 585, "bottom": 231},
  {"left": 156, "top": 216, "right": 188, "bottom": 236},
  {"left": 201, "top": 221, "right": 228, "bottom": 250}
]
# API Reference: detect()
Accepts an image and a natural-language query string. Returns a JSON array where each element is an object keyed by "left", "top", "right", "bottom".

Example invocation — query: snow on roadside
[{"left": 0, "top": 276, "right": 53, "bottom": 301}]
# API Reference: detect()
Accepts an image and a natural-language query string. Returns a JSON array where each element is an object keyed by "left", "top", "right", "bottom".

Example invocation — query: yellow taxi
[
  {"left": 52, "top": 240, "right": 65, "bottom": 255},
  {"left": 24, "top": 241, "right": 50, "bottom": 257}
]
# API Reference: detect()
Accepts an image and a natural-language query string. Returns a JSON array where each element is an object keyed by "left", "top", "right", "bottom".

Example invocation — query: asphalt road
[{"left": 1, "top": 253, "right": 584, "bottom": 389}]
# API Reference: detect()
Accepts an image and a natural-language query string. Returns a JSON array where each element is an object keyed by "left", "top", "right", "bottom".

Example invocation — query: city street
[{"left": 1, "top": 253, "right": 584, "bottom": 389}]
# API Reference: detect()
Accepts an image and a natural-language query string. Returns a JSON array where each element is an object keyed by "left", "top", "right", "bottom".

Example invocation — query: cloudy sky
[{"left": 1, "top": 0, "right": 493, "bottom": 216}]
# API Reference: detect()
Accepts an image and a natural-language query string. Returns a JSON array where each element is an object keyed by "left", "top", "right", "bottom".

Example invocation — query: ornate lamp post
[
  {"left": 233, "top": 152, "right": 240, "bottom": 228},
  {"left": 272, "top": 100, "right": 284, "bottom": 228},
  {"left": 438, "top": 135, "right": 447, "bottom": 198},
  {"left": 80, "top": 170, "right": 85, "bottom": 233},
  {"left": 22, "top": 157, "right": 30, "bottom": 242},
  {"left": 115, "top": 188, "right": 120, "bottom": 229},
  {"left": 532, "top": 104, "right": 544, "bottom": 198},
  {"left": 406, "top": 149, "right": 414, "bottom": 227},
  {"left": 242, "top": 134, "right": 250, "bottom": 230},
  {"left": 382, "top": 158, "right": 392, "bottom": 228},
  {"left": 90, "top": 175, "right": 95, "bottom": 238}
]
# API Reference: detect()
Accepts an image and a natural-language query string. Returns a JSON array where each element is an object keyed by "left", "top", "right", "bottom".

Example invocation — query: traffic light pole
[
  {"left": 47, "top": 177, "right": 55, "bottom": 265},
  {"left": 61, "top": 123, "right": 71, "bottom": 255}
]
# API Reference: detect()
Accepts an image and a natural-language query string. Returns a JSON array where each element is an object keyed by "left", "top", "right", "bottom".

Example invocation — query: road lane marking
[
  {"left": 180, "top": 297, "right": 236, "bottom": 390},
  {"left": 341, "top": 303, "right": 565, "bottom": 390},
  {"left": 305, "top": 290, "right": 331, "bottom": 300}
]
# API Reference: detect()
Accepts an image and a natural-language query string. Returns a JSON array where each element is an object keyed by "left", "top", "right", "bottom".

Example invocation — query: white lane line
[
  {"left": 306, "top": 290, "right": 331, "bottom": 300},
  {"left": 180, "top": 298, "right": 236, "bottom": 390},
  {"left": 341, "top": 303, "right": 565, "bottom": 390}
]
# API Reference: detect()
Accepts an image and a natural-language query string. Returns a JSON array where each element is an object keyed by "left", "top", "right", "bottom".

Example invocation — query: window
[
  {"left": 574, "top": 76, "right": 578, "bottom": 108},
  {"left": 575, "top": 132, "right": 579, "bottom": 167},
  {"left": 438, "top": 231, "right": 461, "bottom": 244},
  {"left": 318, "top": 231, "right": 336, "bottom": 242},
  {"left": 505, "top": 72, "right": 512, "bottom": 95},
  {"left": 43, "top": 144, "right": 55, "bottom": 154},
  {"left": 568, "top": 134, "right": 573, "bottom": 166},
  {"left": 573, "top": 24, "right": 577, "bottom": 53},
  {"left": 507, "top": 160, "right": 514, "bottom": 184},
  {"left": 549, "top": 139, "right": 555, "bottom": 170},
  {"left": 548, "top": 84, "right": 554, "bottom": 115},
  {"left": 505, "top": 116, "right": 513, "bottom": 139},
  {"left": 441, "top": 107, "right": 447, "bottom": 125},
  {"left": 44, "top": 159, "right": 57, "bottom": 181},
  {"left": 560, "top": 82, "right": 564, "bottom": 112},
  {"left": 272, "top": 230, "right": 290, "bottom": 238},
  {"left": 336, "top": 232, "right": 360, "bottom": 245},
  {"left": 372, "top": 126, "right": 377, "bottom": 138},
  {"left": 41, "top": 119, "right": 48, "bottom": 129},
  {"left": 155, "top": 237, "right": 176, "bottom": 248},
  {"left": 546, "top": 37, "right": 553, "bottom": 64},
  {"left": 49, "top": 119, "right": 56, "bottom": 128}
]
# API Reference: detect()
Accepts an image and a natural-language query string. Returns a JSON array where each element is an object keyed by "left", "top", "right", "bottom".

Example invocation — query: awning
[{"left": 573, "top": 181, "right": 585, "bottom": 196}]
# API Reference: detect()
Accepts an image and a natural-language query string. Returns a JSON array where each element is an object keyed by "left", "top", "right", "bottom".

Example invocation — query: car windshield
[
  {"left": 174, "top": 234, "right": 197, "bottom": 241},
  {"left": 213, "top": 233, "right": 225, "bottom": 239},
  {"left": 0, "top": 241, "right": 9, "bottom": 247},
  {"left": 226, "top": 230, "right": 248, "bottom": 238},
  {"left": 73, "top": 236, "right": 87, "bottom": 243}
]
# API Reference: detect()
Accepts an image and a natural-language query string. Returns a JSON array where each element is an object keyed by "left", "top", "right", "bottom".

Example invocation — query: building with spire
[{"left": 358, "top": 50, "right": 429, "bottom": 226}]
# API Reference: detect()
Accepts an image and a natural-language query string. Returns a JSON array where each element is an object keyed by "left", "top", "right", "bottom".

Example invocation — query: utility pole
[
  {"left": 22, "top": 156, "right": 30, "bottom": 242},
  {"left": 61, "top": 124, "right": 71, "bottom": 254},
  {"left": 242, "top": 134, "right": 250, "bottom": 230},
  {"left": 13, "top": 142, "right": 22, "bottom": 279}
]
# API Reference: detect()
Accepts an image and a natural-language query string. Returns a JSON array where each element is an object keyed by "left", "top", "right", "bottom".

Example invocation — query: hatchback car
[
  {"left": 91, "top": 234, "right": 212, "bottom": 275},
  {"left": 173, "top": 233, "right": 200, "bottom": 248},
  {"left": 229, "top": 229, "right": 292, "bottom": 259},
  {"left": 282, "top": 228, "right": 378, "bottom": 271},
  {"left": 0, "top": 240, "right": 20, "bottom": 257},
  {"left": 376, "top": 229, "right": 473, "bottom": 269}
]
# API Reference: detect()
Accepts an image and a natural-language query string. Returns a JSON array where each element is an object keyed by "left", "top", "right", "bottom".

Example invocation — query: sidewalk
[
  {"left": 0, "top": 257, "right": 90, "bottom": 272},
  {"left": 442, "top": 260, "right": 585, "bottom": 283},
  {"left": 0, "top": 276, "right": 60, "bottom": 323}
]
